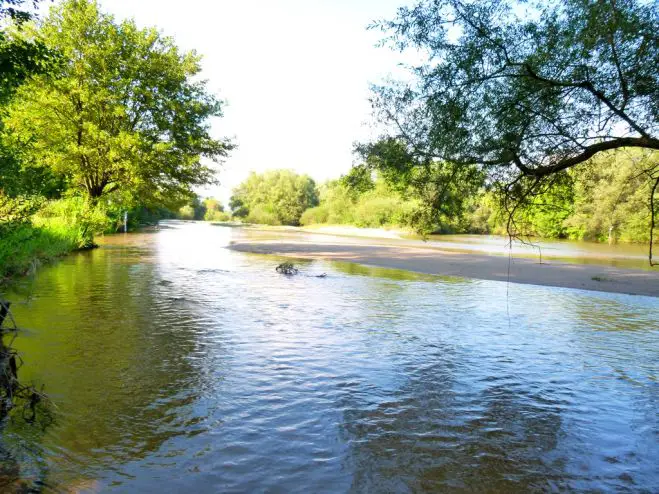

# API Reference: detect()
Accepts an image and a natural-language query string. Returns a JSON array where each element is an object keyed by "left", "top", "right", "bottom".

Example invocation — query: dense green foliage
[
  {"left": 230, "top": 170, "right": 318, "bottom": 226},
  {"left": 354, "top": 138, "right": 485, "bottom": 233},
  {"left": 294, "top": 149, "right": 659, "bottom": 244},
  {"left": 369, "top": 0, "right": 657, "bottom": 172},
  {"left": 301, "top": 179, "right": 418, "bottom": 228},
  {"left": 0, "top": 0, "right": 231, "bottom": 282},
  {"left": 565, "top": 150, "right": 657, "bottom": 243},
  {"left": 177, "top": 196, "right": 230, "bottom": 222},
  {"left": 4, "top": 0, "right": 231, "bottom": 206},
  {"left": 362, "top": 0, "right": 658, "bottom": 257},
  {"left": 458, "top": 150, "right": 659, "bottom": 242}
]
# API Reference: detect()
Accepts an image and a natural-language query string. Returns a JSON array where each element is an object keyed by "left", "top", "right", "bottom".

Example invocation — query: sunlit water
[
  {"left": 2, "top": 221, "right": 658, "bottom": 492},
  {"left": 417, "top": 234, "right": 655, "bottom": 270}
]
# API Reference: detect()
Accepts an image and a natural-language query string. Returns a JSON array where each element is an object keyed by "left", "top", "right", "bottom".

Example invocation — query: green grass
[
  {"left": 0, "top": 197, "right": 106, "bottom": 285},
  {"left": 0, "top": 223, "right": 79, "bottom": 284}
]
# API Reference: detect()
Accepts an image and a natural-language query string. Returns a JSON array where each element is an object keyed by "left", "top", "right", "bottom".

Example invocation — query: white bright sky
[{"left": 77, "top": 0, "right": 413, "bottom": 204}]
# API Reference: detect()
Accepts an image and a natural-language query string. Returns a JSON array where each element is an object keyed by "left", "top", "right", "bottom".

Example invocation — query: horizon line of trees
[{"left": 216, "top": 148, "right": 658, "bottom": 244}]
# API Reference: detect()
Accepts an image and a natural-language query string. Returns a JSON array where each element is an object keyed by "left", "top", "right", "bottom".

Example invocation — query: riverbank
[
  {"left": 228, "top": 236, "right": 659, "bottom": 297},
  {"left": 0, "top": 223, "right": 79, "bottom": 286}
]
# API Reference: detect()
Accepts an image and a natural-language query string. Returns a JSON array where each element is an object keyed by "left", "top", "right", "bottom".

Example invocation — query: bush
[
  {"left": 0, "top": 198, "right": 95, "bottom": 282},
  {"left": 0, "top": 223, "right": 76, "bottom": 282},
  {"left": 204, "top": 209, "right": 231, "bottom": 222},
  {"left": 353, "top": 196, "right": 404, "bottom": 227},
  {"left": 178, "top": 205, "right": 195, "bottom": 220},
  {"left": 300, "top": 205, "right": 329, "bottom": 225},
  {"left": 246, "top": 205, "right": 280, "bottom": 225},
  {"left": 320, "top": 183, "right": 356, "bottom": 224},
  {"left": 33, "top": 197, "right": 111, "bottom": 248}
]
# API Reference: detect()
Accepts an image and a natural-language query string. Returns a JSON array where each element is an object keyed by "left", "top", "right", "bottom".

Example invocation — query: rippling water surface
[{"left": 2, "top": 221, "right": 658, "bottom": 492}]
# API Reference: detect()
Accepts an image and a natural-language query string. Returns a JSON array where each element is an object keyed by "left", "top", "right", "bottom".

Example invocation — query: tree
[
  {"left": 0, "top": 0, "right": 60, "bottom": 232},
  {"left": 0, "top": 1, "right": 55, "bottom": 104},
  {"left": 230, "top": 170, "right": 318, "bottom": 225},
  {"left": 228, "top": 194, "right": 248, "bottom": 219},
  {"left": 202, "top": 197, "right": 228, "bottom": 221},
  {"left": 363, "top": 0, "right": 658, "bottom": 257},
  {"left": 566, "top": 149, "right": 658, "bottom": 243},
  {"left": 356, "top": 138, "right": 484, "bottom": 232},
  {"left": 3, "top": 0, "right": 232, "bottom": 209},
  {"left": 203, "top": 197, "right": 224, "bottom": 213}
]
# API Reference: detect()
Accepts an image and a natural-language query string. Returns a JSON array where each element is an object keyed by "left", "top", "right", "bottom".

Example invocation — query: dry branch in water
[{"left": 276, "top": 263, "right": 299, "bottom": 275}]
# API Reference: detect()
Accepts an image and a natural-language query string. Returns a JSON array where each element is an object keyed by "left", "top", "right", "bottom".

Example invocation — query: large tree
[
  {"left": 0, "top": 0, "right": 59, "bottom": 229},
  {"left": 3, "top": 0, "right": 232, "bottom": 208},
  {"left": 362, "top": 0, "right": 658, "bottom": 257}
]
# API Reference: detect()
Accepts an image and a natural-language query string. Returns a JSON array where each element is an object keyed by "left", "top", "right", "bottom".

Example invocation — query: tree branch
[{"left": 516, "top": 137, "right": 659, "bottom": 177}]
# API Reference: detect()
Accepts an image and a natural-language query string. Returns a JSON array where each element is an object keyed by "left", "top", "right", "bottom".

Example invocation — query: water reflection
[
  {"left": 343, "top": 366, "right": 566, "bottom": 492},
  {"left": 4, "top": 237, "right": 212, "bottom": 489},
  {"left": 2, "top": 222, "right": 657, "bottom": 492}
]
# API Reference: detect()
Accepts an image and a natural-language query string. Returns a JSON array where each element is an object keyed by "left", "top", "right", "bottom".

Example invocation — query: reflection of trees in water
[
  {"left": 331, "top": 261, "right": 468, "bottom": 285},
  {"left": 1, "top": 298, "right": 55, "bottom": 491},
  {"left": 5, "top": 246, "right": 215, "bottom": 489},
  {"left": 341, "top": 349, "right": 565, "bottom": 493}
]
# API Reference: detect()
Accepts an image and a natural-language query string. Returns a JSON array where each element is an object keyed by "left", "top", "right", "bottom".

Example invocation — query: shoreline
[{"left": 228, "top": 238, "right": 659, "bottom": 297}]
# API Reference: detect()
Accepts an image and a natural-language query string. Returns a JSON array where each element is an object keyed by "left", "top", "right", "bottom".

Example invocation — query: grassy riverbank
[
  {"left": 0, "top": 223, "right": 78, "bottom": 284},
  {"left": 0, "top": 203, "right": 99, "bottom": 285},
  {"left": 0, "top": 197, "right": 109, "bottom": 285}
]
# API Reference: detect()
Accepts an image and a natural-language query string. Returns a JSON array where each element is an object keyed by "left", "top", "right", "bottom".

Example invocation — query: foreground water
[{"left": 2, "top": 221, "right": 658, "bottom": 492}]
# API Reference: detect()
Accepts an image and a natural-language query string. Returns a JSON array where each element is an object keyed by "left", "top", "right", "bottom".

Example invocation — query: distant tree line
[
  {"left": 224, "top": 148, "right": 658, "bottom": 244},
  {"left": 177, "top": 196, "right": 230, "bottom": 222},
  {"left": 229, "top": 170, "right": 318, "bottom": 226}
]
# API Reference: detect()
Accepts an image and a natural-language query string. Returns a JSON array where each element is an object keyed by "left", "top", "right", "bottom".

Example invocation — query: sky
[{"left": 86, "top": 0, "right": 413, "bottom": 204}]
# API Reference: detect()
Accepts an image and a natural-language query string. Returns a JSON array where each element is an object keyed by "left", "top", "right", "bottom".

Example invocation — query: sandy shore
[{"left": 229, "top": 237, "right": 659, "bottom": 297}]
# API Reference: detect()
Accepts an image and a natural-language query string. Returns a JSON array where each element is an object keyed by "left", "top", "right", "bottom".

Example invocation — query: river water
[{"left": 2, "top": 221, "right": 658, "bottom": 492}]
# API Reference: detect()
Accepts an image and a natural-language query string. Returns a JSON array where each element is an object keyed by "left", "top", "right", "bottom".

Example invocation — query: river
[{"left": 2, "top": 221, "right": 658, "bottom": 492}]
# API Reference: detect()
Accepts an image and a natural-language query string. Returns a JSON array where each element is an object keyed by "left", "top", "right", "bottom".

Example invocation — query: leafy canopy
[
  {"left": 3, "top": 0, "right": 232, "bottom": 208},
  {"left": 230, "top": 170, "right": 318, "bottom": 226},
  {"left": 362, "top": 0, "right": 659, "bottom": 258},
  {"left": 368, "top": 0, "right": 658, "bottom": 176},
  {"left": 354, "top": 138, "right": 484, "bottom": 232},
  {"left": 0, "top": 0, "right": 56, "bottom": 104}
]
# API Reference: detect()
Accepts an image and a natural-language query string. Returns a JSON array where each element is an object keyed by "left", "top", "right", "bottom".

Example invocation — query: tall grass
[
  {"left": 0, "top": 223, "right": 77, "bottom": 282},
  {"left": 0, "top": 197, "right": 109, "bottom": 284}
]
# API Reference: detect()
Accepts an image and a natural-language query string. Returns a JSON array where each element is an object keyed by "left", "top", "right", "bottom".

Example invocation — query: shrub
[
  {"left": 178, "top": 205, "right": 195, "bottom": 220},
  {"left": 0, "top": 223, "right": 77, "bottom": 281},
  {"left": 0, "top": 197, "right": 102, "bottom": 282},
  {"left": 204, "top": 209, "right": 231, "bottom": 222},
  {"left": 246, "top": 205, "right": 280, "bottom": 225},
  {"left": 300, "top": 205, "right": 329, "bottom": 225},
  {"left": 353, "top": 196, "right": 404, "bottom": 227},
  {"left": 33, "top": 197, "right": 111, "bottom": 248}
]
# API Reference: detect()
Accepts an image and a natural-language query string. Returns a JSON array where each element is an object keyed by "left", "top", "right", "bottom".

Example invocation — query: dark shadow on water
[{"left": 340, "top": 351, "right": 566, "bottom": 492}]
